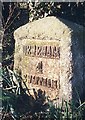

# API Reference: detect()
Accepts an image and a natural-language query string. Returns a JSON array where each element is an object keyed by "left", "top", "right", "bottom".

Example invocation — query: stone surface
[{"left": 14, "top": 16, "right": 85, "bottom": 102}]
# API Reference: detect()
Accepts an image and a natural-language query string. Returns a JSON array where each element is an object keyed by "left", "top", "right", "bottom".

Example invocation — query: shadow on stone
[
  {"left": 58, "top": 17, "right": 85, "bottom": 104},
  {"left": 13, "top": 88, "right": 48, "bottom": 116}
]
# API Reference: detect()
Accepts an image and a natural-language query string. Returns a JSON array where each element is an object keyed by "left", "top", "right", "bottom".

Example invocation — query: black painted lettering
[
  {"left": 52, "top": 80, "right": 57, "bottom": 89},
  {"left": 24, "top": 74, "right": 27, "bottom": 79},
  {"left": 48, "top": 79, "right": 51, "bottom": 88},
  {"left": 27, "top": 75, "right": 58, "bottom": 90},
  {"left": 37, "top": 46, "right": 42, "bottom": 56},
  {"left": 30, "top": 75, "right": 32, "bottom": 83},
  {"left": 27, "top": 46, "right": 31, "bottom": 55},
  {"left": 53, "top": 46, "right": 57, "bottom": 58},
  {"left": 34, "top": 45, "right": 36, "bottom": 56},
  {"left": 45, "top": 46, "right": 47, "bottom": 56},
  {"left": 57, "top": 47, "right": 60, "bottom": 58},
  {"left": 23, "top": 44, "right": 60, "bottom": 59},
  {"left": 42, "top": 46, "right": 46, "bottom": 56},
  {"left": 43, "top": 78, "right": 47, "bottom": 86},
  {"left": 36, "top": 76, "right": 39, "bottom": 85},
  {"left": 47, "top": 46, "right": 52, "bottom": 57},
  {"left": 32, "top": 76, "right": 36, "bottom": 84},
  {"left": 40, "top": 77, "right": 43, "bottom": 86}
]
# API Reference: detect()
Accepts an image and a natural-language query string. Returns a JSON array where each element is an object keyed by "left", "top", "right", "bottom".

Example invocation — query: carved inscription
[
  {"left": 23, "top": 45, "right": 60, "bottom": 59},
  {"left": 24, "top": 74, "right": 57, "bottom": 89},
  {"left": 36, "top": 61, "right": 43, "bottom": 74},
  {"left": 22, "top": 40, "right": 60, "bottom": 97}
]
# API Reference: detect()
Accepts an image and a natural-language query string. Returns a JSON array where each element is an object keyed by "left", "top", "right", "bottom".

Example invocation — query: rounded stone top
[{"left": 14, "top": 16, "right": 83, "bottom": 41}]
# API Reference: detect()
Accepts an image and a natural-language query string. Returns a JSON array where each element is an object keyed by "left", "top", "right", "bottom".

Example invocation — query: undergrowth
[{"left": 0, "top": 66, "right": 85, "bottom": 120}]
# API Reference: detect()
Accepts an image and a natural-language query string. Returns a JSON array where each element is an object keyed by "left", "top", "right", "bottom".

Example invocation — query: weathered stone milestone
[{"left": 14, "top": 16, "right": 85, "bottom": 102}]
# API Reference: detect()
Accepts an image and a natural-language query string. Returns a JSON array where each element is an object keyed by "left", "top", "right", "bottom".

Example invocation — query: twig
[
  {"left": 5, "top": 11, "right": 21, "bottom": 31},
  {"left": 3, "top": 86, "right": 17, "bottom": 91},
  {"left": 4, "top": 5, "right": 16, "bottom": 29},
  {"left": 77, "top": 102, "right": 85, "bottom": 109}
]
